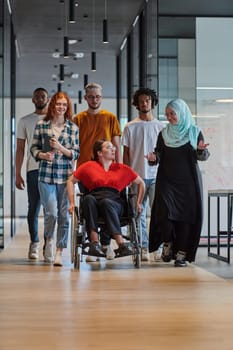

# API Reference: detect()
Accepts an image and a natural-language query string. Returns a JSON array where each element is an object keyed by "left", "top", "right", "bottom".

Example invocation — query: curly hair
[
  {"left": 132, "top": 88, "right": 158, "bottom": 110},
  {"left": 44, "top": 92, "right": 73, "bottom": 121}
]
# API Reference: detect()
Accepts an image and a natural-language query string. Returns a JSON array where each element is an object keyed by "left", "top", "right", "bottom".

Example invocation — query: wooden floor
[{"left": 1, "top": 220, "right": 233, "bottom": 350}]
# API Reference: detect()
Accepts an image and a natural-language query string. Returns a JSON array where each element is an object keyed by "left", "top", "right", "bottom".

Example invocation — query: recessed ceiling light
[
  {"left": 215, "top": 99, "right": 233, "bottom": 103},
  {"left": 71, "top": 73, "right": 79, "bottom": 79},
  {"left": 52, "top": 52, "right": 60, "bottom": 58},
  {"left": 69, "top": 39, "right": 77, "bottom": 45},
  {"left": 74, "top": 52, "right": 84, "bottom": 58}
]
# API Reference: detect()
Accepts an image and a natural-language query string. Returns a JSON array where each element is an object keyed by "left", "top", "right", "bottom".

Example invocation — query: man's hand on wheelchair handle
[{"left": 68, "top": 204, "right": 75, "bottom": 215}]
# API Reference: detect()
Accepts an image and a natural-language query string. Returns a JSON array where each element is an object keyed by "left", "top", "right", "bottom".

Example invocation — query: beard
[
  {"left": 88, "top": 102, "right": 101, "bottom": 110},
  {"left": 140, "top": 108, "right": 150, "bottom": 114},
  {"left": 35, "top": 103, "right": 47, "bottom": 110}
]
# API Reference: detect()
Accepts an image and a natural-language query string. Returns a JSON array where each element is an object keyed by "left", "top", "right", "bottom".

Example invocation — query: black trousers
[{"left": 82, "top": 188, "right": 123, "bottom": 243}]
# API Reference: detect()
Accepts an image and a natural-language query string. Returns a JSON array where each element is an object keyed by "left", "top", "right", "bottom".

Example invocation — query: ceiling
[{"left": 10, "top": 0, "right": 233, "bottom": 98}]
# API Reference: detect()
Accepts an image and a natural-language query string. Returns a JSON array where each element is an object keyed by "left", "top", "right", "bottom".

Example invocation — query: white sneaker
[
  {"left": 44, "top": 239, "right": 54, "bottom": 263},
  {"left": 150, "top": 248, "right": 162, "bottom": 262},
  {"left": 102, "top": 245, "right": 115, "bottom": 260},
  {"left": 85, "top": 256, "right": 100, "bottom": 262},
  {"left": 28, "top": 242, "right": 40, "bottom": 260},
  {"left": 54, "top": 251, "right": 63, "bottom": 266},
  {"left": 141, "top": 248, "right": 149, "bottom": 261}
]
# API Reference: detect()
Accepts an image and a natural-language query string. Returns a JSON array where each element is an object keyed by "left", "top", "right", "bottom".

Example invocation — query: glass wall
[
  {"left": 117, "top": 0, "right": 159, "bottom": 127},
  {"left": 0, "top": 0, "right": 16, "bottom": 248},
  {"left": 0, "top": 0, "right": 4, "bottom": 247},
  {"left": 116, "top": 1, "right": 233, "bottom": 238}
]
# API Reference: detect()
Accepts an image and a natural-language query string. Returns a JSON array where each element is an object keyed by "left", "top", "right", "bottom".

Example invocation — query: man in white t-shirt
[
  {"left": 16, "top": 87, "right": 49, "bottom": 259},
  {"left": 122, "top": 88, "right": 165, "bottom": 261}
]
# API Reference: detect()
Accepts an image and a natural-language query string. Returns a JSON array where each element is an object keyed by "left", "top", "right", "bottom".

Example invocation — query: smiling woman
[
  {"left": 147, "top": 98, "right": 210, "bottom": 267},
  {"left": 67, "top": 139, "right": 145, "bottom": 257},
  {"left": 30, "top": 92, "right": 80, "bottom": 267}
]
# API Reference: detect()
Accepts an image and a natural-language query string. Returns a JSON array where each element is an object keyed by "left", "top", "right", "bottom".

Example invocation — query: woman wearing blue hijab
[{"left": 147, "top": 98, "right": 209, "bottom": 267}]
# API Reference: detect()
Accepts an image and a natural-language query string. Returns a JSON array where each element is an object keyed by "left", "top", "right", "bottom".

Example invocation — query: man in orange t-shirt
[
  {"left": 73, "top": 82, "right": 122, "bottom": 261},
  {"left": 73, "top": 82, "right": 121, "bottom": 167}
]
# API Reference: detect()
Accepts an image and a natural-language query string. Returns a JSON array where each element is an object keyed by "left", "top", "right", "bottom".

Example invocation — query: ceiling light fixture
[
  {"left": 120, "top": 37, "right": 127, "bottom": 51},
  {"left": 91, "top": 0, "right": 96, "bottom": 71},
  {"left": 64, "top": 36, "right": 69, "bottom": 58},
  {"left": 84, "top": 74, "right": 88, "bottom": 88},
  {"left": 102, "top": 0, "right": 109, "bottom": 43},
  {"left": 91, "top": 51, "right": 96, "bottom": 71},
  {"left": 52, "top": 50, "right": 60, "bottom": 58},
  {"left": 73, "top": 52, "right": 84, "bottom": 58},
  {"left": 71, "top": 73, "right": 79, "bottom": 79},
  {"left": 57, "top": 82, "right": 62, "bottom": 92},
  {"left": 215, "top": 99, "right": 233, "bottom": 103},
  {"left": 63, "top": 0, "right": 69, "bottom": 58},
  {"left": 59, "top": 64, "right": 65, "bottom": 82},
  {"left": 7, "top": 0, "right": 12, "bottom": 15},
  {"left": 78, "top": 90, "right": 82, "bottom": 104},
  {"left": 196, "top": 86, "right": 233, "bottom": 90},
  {"left": 69, "top": 0, "right": 76, "bottom": 23},
  {"left": 69, "top": 39, "right": 77, "bottom": 45}
]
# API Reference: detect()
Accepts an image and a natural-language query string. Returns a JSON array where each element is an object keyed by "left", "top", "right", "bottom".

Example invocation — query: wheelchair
[{"left": 70, "top": 186, "right": 142, "bottom": 270}]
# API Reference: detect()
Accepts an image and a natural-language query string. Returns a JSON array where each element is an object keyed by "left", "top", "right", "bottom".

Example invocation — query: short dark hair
[
  {"left": 33, "top": 87, "right": 48, "bottom": 96},
  {"left": 132, "top": 88, "right": 158, "bottom": 110},
  {"left": 92, "top": 139, "right": 106, "bottom": 161}
]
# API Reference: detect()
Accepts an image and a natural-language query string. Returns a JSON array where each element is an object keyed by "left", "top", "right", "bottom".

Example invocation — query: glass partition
[
  {"left": 0, "top": 0, "right": 16, "bottom": 248},
  {"left": 0, "top": 2, "right": 3, "bottom": 248}
]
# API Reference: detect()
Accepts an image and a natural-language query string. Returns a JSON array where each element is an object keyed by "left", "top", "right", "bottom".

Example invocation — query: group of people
[{"left": 16, "top": 82, "right": 209, "bottom": 268}]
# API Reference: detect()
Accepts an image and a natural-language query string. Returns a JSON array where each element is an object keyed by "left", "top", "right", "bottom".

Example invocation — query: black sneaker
[
  {"left": 115, "top": 242, "right": 135, "bottom": 257},
  {"left": 161, "top": 242, "right": 172, "bottom": 262},
  {"left": 88, "top": 242, "right": 106, "bottom": 257},
  {"left": 174, "top": 257, "right": 187, "bottom": 267}
]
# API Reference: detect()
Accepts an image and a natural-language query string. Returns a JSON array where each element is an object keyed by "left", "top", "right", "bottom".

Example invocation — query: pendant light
[
  {"left": 103, "top": 0, "right": 109, "bottom": 43},
  {"left": 91, "top": 0, "right": 96, "bottom": 71}
]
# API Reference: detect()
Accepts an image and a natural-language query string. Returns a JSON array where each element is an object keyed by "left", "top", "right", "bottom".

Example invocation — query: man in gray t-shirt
[
  {"left": 16, "top": 87, "right": 49, "bottom": 260},
  {"left": 122, "top": 88, "right": 164, "bottom": 262}
]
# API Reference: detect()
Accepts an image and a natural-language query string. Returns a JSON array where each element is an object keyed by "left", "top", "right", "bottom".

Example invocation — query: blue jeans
[
  {"left": 38, "top": 182, "right": 69, "bottom": 249},
  {"left": 26, "top": 170, "right": 41, "bottom": 243},
  {"left": 141, "top": 179, "right": 155, "bottom": 249}
]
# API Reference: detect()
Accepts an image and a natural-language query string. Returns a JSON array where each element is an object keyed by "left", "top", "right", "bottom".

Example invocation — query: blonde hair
[{"left": 85, "top": 82, "right": 102, "bottom": 94}]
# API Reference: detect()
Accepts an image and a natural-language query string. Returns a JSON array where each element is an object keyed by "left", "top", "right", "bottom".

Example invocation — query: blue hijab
[{"left": 162, "top": 98, "right": 200, "bottom": 150}]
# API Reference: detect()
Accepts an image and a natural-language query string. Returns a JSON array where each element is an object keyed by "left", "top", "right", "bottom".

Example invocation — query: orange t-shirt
[{"left": 73, "top": 109, "right": 121, "bottom": 167}]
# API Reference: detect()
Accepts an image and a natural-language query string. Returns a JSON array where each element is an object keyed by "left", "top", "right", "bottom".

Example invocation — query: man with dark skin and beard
[{"left": 16, "top": 87, "right": 49, "bottom": 260}]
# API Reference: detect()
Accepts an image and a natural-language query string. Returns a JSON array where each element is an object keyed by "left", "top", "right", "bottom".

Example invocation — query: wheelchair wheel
[
  {"left": 74, "top": 246, "right": 81, "bottom": 270},
  {"left": 130, "top": 217, "right": 141, "bottom": 269},
  {"left": 70, "top": 207, "right": 78, "bottom": 264}
]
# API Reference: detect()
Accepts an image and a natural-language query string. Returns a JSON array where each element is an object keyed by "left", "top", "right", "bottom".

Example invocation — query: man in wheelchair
[{"left": 67, "top": 139, "right": 145, "bottom": 258}]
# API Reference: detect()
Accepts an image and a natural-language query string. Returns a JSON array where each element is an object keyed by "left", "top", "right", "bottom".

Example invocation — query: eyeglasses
[{"left": 86, "top": 95, "right": 102, "bottom": 100}]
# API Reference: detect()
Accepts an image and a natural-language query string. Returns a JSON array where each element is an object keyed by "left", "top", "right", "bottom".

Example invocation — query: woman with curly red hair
[{"left": 31, "top": 92, "right": 79, "bottom": 266}]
